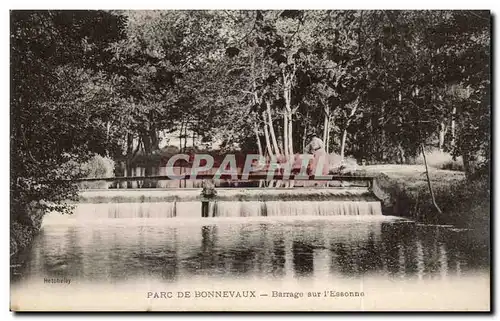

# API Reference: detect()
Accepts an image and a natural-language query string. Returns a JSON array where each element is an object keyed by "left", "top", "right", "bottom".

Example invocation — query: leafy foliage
[
  {"left": 11, "top": 10, "right": 127, "bottom": 218},
  {"left": 11, "top": 10, "right": 490, "bottom": 221}
]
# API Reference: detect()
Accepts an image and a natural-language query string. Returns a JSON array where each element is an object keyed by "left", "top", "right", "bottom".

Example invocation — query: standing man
[{"left": 304, "top": 131, "right": 329, "bottom": 176}]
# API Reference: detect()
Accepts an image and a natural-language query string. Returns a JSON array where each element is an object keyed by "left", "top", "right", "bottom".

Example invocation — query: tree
[{"left": 11, "top": 10, "right": 127, "bottom": 220}]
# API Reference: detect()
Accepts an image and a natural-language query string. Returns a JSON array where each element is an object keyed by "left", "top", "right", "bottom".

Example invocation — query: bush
[
  {"left": 76, "top": 155, "right": 115, "bottom": 189},
  {"left": 412, "top": 177, "right": 490, "bottom": 230},
  {"left": 81, "top": 154, "right": 115, "bottom": 178},
  {"left": 328, "top": 153, "right": 358, "bottom": 172},
  {"left": 11, "top": 219, "right": 37, "bottom": 256},
  {"left": 415, "top": 149, "right": 464, "bottom": 171},
  {"left": 372, "top": 171, "right": 489, "bottom": 231}
]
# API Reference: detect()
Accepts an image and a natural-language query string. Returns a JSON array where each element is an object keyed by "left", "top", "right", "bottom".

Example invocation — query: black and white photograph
[{"left": 9, "top": 9, "right": 491, "bottom": 311}]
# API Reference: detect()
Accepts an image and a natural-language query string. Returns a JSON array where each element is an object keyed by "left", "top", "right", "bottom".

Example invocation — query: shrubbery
[
  {"left": 328, "top": 153, "right": 358, "bottom": 173},
  {"left": 78, "top": 154, "right": 115, "bottom": 189},
  {"left": 10, "top": 154, "right": 116, "bottom": 256},
  {"left": 375, "top": 171, "right": 489, "bottom": 231},
  {"left": 81, "top": 154, "right": 115, "bottom": 178},
  {"left": 415, "top": 149, "right": 464, "bottom": 171}
]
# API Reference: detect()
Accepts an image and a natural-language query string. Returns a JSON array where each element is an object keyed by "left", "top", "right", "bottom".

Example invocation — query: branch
[
  {"left": 345, "top": 97, "right": 360, "bottom": 127},
  {"left": 222, "top": 10, "right": 239, "bottom": 22},
  {"left": 132, "top": 137, "right": 142, "bottom": 158},
  {"left": 287, "top": 14, "right": 303, "bottom": 47},
  {"left": 240, "top": 90, "right": 255, "bottom": 96},
  {"left": 467, "top": 11, "right": 490, "bottom": 22},
  {"left": 236, "top": 11, "right": 258, "bottom": 46},
  {"left": 20, "top": 126, "right": 40, "bottom": 165}
]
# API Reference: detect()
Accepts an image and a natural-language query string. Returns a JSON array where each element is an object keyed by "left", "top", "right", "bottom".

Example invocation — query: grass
[{"left": 414, "top": 149, "right": 464, "bottom": 171}]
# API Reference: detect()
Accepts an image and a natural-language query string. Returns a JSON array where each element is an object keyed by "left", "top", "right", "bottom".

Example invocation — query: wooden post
[{"left": 201, "top": 201, "right": 209, "bottom": 218}]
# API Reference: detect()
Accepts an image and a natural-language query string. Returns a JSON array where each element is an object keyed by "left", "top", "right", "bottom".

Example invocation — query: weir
[
  {"left": 73, "top": 175, "right": 385, "bottom": 218},
  {"left": 72, "top": 199, "right": 383, "bottom": 219}
]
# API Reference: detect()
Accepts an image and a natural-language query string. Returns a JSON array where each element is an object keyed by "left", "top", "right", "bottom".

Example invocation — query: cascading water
[
  {"left": 63, "top": 196, "right": 382, "bottom": 221},
  {"left": 264, "top": 201, "right": 382, "bottom": 216},
  {"left": 39, "top": 187, "right": 385, "bottom": 227},
  {"left": 199, "top": 201, "right": 382, "bottom": 217}
]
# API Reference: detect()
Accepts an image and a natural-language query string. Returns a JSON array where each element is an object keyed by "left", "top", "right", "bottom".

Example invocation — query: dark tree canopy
[{"left": 10, "top": 10, "right": 491, "bottom": 218}]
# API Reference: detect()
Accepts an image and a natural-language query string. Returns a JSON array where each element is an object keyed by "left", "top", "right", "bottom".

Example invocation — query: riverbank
[
  {"left": 10, "top": 202, "right": 46, "bottom": 258},
  {"left": 361, "top": 165, "right": 489, "bottom": 231}
]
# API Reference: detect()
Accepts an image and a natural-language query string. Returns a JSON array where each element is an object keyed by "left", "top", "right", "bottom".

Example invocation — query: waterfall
[
  {"left": 68, "top": 200, "right": 382, "bottom": 221},
  {"left": 190, "top": 200, "right": 384, "bottom": 217},
  {"left": 73, "top": 203, "right": 177, "bottom": 220},
  {"left": 263, "top": 201, "right": 382, "bottom": 216}
]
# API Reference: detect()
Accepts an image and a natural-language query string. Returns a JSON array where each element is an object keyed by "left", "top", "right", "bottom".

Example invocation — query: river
[{"left": 10, "top": 200, "right": 490, "bottom": 311}]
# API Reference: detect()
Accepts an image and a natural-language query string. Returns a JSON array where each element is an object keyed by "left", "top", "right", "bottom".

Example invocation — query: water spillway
[
  {"left": 67, "top": 200, "right": 383, "bottom": 220},
  {"left": 72, "top": 187, "right": 384, "bottom": 219}
]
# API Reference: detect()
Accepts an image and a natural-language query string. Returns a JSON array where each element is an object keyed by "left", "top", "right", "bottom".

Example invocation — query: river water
[{"left": 11, "top": 200, "right": 490, "bottom": 311}]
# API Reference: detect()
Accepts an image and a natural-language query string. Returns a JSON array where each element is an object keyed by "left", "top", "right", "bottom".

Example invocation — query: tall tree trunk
[
  {"left": 133, "top": 137, "right": 142, "bottom": 157},
  {"left": 380, "top": 105, "right": 385, "bottom": 161},
  {"left": 340, "top": 129, "right": 348, "bottom": 163},
  {"left": 288, "top": 113, "right": 294, "bottom": 156},
  {"left": 105, "top": 121, "right": 111, "bottom": 156},
  {"left": 451, "top": 106, "right": 457, "bottom": 148},
  {"left": 456, "top": 110, "right": 474, "bottom": 180},
  {"left": 192, "top": 128, "right": 196, "bottom": 148},
  {"left": 439, "top": 122, "right": 447, "bottom": 152},
  {"left": 147, "top": 110, "right": 159, "bottom": 152},
  {"left": 282, "top": 67, "right": 296, "bottom": 158},
  {"left": 302, "top": 121, "right": 308, "bottom": 152},
  {"left": 254, "top": 124, "right": 263, "bottom": 157},
  {"left": 127, "top": 133, "right": 134, "bottom": 156},
  {"left": 421, "top": 142, "right": 442, "bottom": 214},
  {"left": 142, "top": 132, "right": 152, "bottom": 155},
  {"left": 460, "top": 142, "right": 475, "bottom": 181},
  {"left": 141, "top": 132, "right": 152, "bottom": 177},
  {"left": 150, "top": 127, "right": 159, "bottom": 152},
  {"left": 340, "top": 99, "right": 359, "bottom": 163},
  {"left": 266, "top": 101, "right": 280, "bottom": 156},
  {"left": 183, "top": 122, "right": 188, "bottom": 151},
  {"left": 144, "top": 165, "right": 152, "bottom": 177},
  {"left": 323, "top": 114, "right": 328, "bottom": 143},
  {"left": 263, "top": 114, "right": 274, "bottom": 157},
  {"left": 323, "top": 112, "right": 332, "bottom": 154},
  {"left": 325, "top": 116, "right": 331, "bottom": 154},
  {"left": 126, "top": 133, "right": 134, "bottom": 179},
  {"left": 398, "top": 143, "right": 406, "bottom": 164},
  {"left": 323, "top": 106, "right": 330, "bottom": 145},
  {"left": 283, "top": 113, "right": 289, "bottom": 157},
  {"left": 179, "top": 121, "right": 184, "bottom": 151}
]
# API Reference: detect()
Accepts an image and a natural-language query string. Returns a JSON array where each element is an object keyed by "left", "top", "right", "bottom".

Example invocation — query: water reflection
[
  {"left": 292, "top": 241, "right": 314, "bottom": 277},
  {"left": 13, "top": 210, "right": 489, "bottom": 285}
]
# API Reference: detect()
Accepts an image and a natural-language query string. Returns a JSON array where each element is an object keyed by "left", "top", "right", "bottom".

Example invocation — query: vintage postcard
[{"left": 10, "top": 9, "right": 491, "bottom": 311}]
